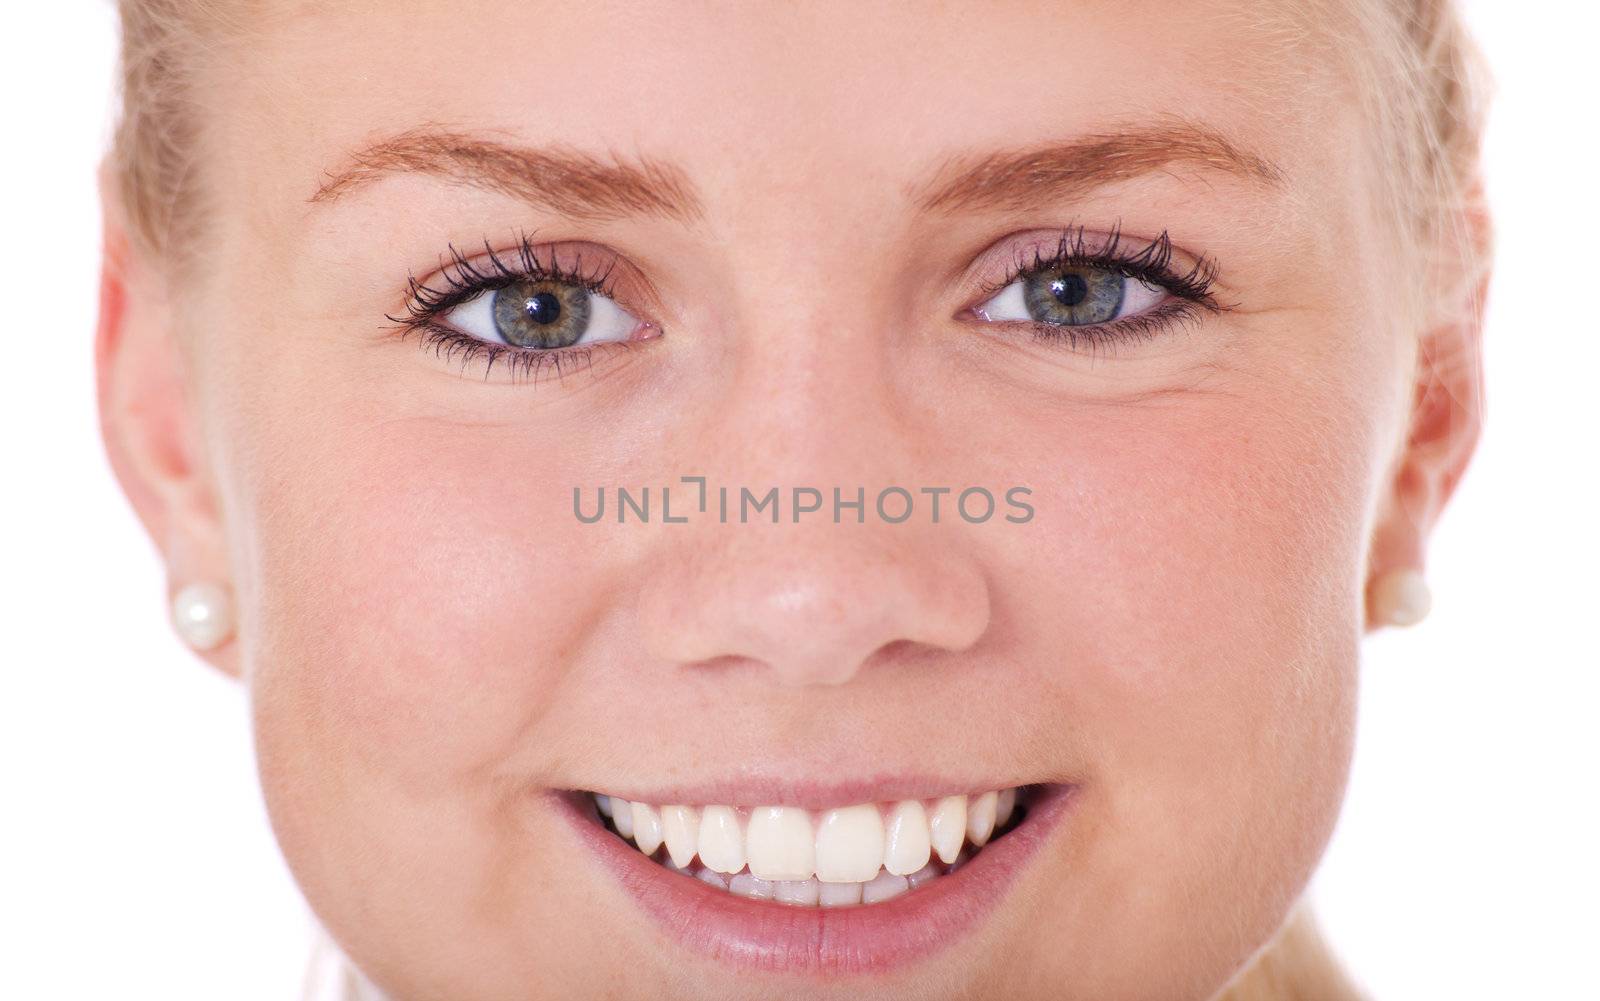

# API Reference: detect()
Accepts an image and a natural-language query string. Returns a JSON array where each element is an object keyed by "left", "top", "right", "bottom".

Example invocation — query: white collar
[{"left": 301, "top": 926, "right": 390, "bottom": 1001}]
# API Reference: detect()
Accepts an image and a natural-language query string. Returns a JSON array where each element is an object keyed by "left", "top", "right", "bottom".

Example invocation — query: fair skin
[{"left": 97, "top": 1, "right": 1484, "bottom": 999}]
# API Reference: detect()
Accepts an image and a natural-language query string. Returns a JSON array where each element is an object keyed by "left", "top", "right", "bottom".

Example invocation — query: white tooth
[
  {"left": 696, "top": 867, "right": 730, "bottom": 890},
  {"left": 774, "top": 879, "right": 821, "bottom": 906},
  {"left": 728, "top": 873, "right": 775, "bottom": 900},
  {"left": 697, "top": 805, "right": 746, "bottom": 874},
  {"left": 594, "top": 793, "right": 614, "bottom": 818},
  {"left": 611, "top": 798, "right": 635, "bottom": 838},
  {"left": 882, "top": 800, "right": 932, "bottom": 876},
  {"left": 928, "top": 796, "right": 967, "bottom": 864},
  {"left": 818, "top": 881, "right": 863, "bottom": 908},
  {"left": 906, "top": 862, "right": 940, "bottom": 889},
  {"left": 745, "top": 806, "right": 815, "bottom": 881},
  {"left": 967, "top": 790, "right": 998, "bottom": 847},
  {"left": 631, "top": 802, "right": 663, "bottom": 854},
  {"left": 995, "top": 787, "right": 1017, "bottom": 828},
  {"left": 814, "top": 804, "right": 885, "bottom": 883},
  {"left": 861, "top": 870, "right": 910, "bottom": 904},
  {"left": 660, "top": 805, "right": 701, "bottom": 869}
]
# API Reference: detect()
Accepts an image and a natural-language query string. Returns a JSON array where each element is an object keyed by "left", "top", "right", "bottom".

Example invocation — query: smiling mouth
[{"left": 583, "top": 785, "right": 1036, "bottom": 907}]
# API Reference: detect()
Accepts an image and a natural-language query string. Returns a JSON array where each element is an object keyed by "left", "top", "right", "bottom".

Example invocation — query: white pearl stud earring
[
  {"left": 1368, "top": 567, "right": 1432, "bottom": 628},
  {"left": 171, "top": 582, "right": 235, "bottom": 652}
]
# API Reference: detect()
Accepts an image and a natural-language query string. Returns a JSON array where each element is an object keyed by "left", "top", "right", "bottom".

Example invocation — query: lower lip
[{"left": 554, "top": 784, "right": 1076, "bottom": 976}]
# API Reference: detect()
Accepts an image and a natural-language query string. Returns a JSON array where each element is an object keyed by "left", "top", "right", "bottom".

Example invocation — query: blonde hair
[
  {"left": 110, "top": 0, "right": 203, "bottom": 257},
  {"left": 1347, "top": 0, "right": 1494, "bottom": 322}
]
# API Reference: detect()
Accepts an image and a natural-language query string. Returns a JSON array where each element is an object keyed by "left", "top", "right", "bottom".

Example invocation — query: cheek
[
  {"left": 245, "top": 412, "right": 605, "bottom": 789},
  {"left": 1063, "top": 396, "right": 1363, "bottom": 795},
  {"left": 986, "top": 357, "right": 1380, "bottom": 968}
]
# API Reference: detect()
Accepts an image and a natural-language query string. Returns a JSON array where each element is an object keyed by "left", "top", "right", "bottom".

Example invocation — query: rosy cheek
[
  {"left": 249, "top": 416, "right": 606, "bottom": 782},
  {"left": 999, "top": 386, "right": 1371, "bottom": 724}
]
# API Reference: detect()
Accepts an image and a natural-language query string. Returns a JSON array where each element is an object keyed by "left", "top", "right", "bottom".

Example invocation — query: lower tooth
[
  {"left": 906, "top": 862, "right": 940, "bottom": 888},
  {"left": 773, "top": 879, "right": 820, "bottom": 906},
  {"left": 678, "top": 858, "right": 956, "bottom": 906},
  {"left": 696, "top": 867, "right": 730, "bottom": 890},
  {"left": 861, "top": 870, "right": 910, "bottom": 903},
  {"left": 728, "top": 873, "right": 776, "bottom": 900}
]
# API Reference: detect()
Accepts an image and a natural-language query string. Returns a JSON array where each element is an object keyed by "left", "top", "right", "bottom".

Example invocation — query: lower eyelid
[{"left": 408, "top": 323, "right": 593, "bottom": 383}]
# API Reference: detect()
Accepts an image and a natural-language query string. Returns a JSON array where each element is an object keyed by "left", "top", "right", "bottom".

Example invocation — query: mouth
[{"left": 556, "top": 779, "right": 1075, "bottom": 974}]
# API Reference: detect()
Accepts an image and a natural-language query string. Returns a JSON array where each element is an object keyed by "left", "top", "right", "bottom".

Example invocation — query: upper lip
[{"left": 573, "top": 773, "right": 1050, "bottom": 811}]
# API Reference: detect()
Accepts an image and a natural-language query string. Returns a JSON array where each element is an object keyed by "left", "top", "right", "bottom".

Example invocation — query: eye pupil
[
  {"left": 521, "top": 290, "right": 562, "bottom": 325},
  {"left": 1050, "top": 273, "right": 1089, "bottom": 307}
]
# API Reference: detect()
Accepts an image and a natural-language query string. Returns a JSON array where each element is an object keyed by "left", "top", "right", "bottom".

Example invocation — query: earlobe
[
  {"left": 95, "top": 161, "right": 241, "bottom": 677},
  {"left": 1362, "top": 191, "right": 1491, "bottom": 634}
]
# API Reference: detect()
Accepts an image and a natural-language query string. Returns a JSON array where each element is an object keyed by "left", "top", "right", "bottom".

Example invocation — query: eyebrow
[
  {"left": 310, "top": 127, "right": 706, "bottom": 224},
  {"left": 907, "top": 121, "right": 1285, "bottom": 215},
  {"left": 311, "top": 120, "right": 1281, "bottom": 223}
]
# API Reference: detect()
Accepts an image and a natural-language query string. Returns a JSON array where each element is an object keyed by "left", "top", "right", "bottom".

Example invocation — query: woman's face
[{"left": 151, "top": 1, "right": 1421, "bottom": 997}]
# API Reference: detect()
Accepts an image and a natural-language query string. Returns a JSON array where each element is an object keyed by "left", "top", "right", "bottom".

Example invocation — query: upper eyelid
[
  {"left": 440, "top": 239, "right": 623, "bottom": 297},
  {"left": 974, "top": 227, "right": 1198, "bottom": 286},
  {"left": 396, "top": 239, "right": 639, "bottom": 327}
]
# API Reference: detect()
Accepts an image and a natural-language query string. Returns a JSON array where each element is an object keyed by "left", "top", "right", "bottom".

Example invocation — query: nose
[
  {"left": 638, "top": 515, "right": 991, "bottom": 687},
  {"left": 630, "top": 223, "right": 995, "bottom": 687}
]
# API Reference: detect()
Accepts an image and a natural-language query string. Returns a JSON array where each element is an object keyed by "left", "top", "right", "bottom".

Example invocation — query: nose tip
[{"left": 639, "top": 529, "right": 991, "bottom": 687}]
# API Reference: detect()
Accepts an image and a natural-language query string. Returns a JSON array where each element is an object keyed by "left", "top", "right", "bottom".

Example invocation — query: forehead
[{"left": 212, "top": 0, "right": 1352, "bottom": 220}]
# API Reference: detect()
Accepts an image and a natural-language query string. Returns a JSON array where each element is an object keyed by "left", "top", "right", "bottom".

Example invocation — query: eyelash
[
  {"left": 388, "top": 234, "right": 636, "bottom": 384},
  {"left": 391, "top": 225, "right": 1225, "bottom": 382},
  {"left": 968, "top": 223, "right": 1226, "bottom": 355}
]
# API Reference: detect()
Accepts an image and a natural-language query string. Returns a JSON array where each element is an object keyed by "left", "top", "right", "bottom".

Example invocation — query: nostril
[{"left": 636, "top": 521, "right": 992, "bottom": 687}]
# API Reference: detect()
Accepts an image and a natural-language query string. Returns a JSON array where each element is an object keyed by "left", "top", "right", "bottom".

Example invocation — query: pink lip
[
  {"left": 570, "top": 774, "right": 1041, "bottom": 813},
  {"left": 554, "top": 783, "right": 1076, "bottom": 976}
]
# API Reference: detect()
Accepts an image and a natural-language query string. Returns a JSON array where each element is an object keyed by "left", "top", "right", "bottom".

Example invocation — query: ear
[
  {"left": 95, "top": 160, "right": 240, "bottom": 678},
  {"left": 1363, "top": 183, "right": 1491, "bottom": 633}
]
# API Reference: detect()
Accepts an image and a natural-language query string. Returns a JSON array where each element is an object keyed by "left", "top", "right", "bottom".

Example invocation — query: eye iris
[
  {"left": 1022, "top": 266, "right": 1125, "bottom": 326},
  {"left": 492, "top": 279, "right": 592, "bottom": 348}
]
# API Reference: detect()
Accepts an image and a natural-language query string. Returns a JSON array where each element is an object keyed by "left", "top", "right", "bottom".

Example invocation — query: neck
[{"left": 1216, "top": 903, "right": 1367, "bottom": 1001}]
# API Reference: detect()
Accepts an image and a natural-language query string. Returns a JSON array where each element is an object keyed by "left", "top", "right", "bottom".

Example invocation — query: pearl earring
[
  {"left": 1368, "top": 567, "right": 1431, "bottom": 627},
  {"left": 171, "top": 582, "right": 235, "bottom": 652}
]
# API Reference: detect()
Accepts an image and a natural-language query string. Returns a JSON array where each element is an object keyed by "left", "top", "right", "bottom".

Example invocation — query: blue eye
[
  {"left": 444, "top": 278, "right": 643, "bottom": 349},
  {"left": 975, "top": 265, "right": 1168, "bottom": 328}
]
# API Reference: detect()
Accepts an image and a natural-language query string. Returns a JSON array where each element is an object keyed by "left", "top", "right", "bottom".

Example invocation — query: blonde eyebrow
[
  {"left": 311, "top": 120, "right": 1282, "bottom": 225},
  {"left": 907, "top": 121, "right": 1285, "bottom": 215},
  {"left": 310, "top": 127, "right": 706, "bottom": 224}
]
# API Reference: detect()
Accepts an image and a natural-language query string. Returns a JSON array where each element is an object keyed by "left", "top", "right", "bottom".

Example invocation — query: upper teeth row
[{"left": 594, "top": 788, "right": 1020, "bottom": 882}]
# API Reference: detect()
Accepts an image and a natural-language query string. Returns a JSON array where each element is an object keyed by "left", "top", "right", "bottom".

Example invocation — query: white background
[{"left": 1, "top": 3, "right": 1595, "bottom": 998}]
